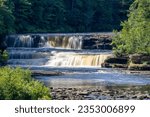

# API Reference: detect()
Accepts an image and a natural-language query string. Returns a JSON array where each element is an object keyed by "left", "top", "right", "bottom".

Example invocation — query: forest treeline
[{"left": 0, "top": 0, "right": 133, "bottom": 36}]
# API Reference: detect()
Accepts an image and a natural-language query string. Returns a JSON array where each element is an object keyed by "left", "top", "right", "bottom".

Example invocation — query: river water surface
[{"left": 6, "top": 33, "right": 150, "bottom": 88}]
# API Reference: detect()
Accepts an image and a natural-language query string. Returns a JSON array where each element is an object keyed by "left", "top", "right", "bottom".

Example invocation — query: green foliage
[
  {"left": 0, "top": 0, "right": 15, "bottom": 36},
  {"left": 0, "top": 50, "right": 9, "bottom": 63},
  {"left": 0, "top": 0, "right": 133, "bottom": 34},
  {"left": 112, "top": 0, "right": 150, "bottom": 56},
  {"left": 13, "top": 0, "right": 32, "bottom": 33},
  {"left": 0, "top": 67, "right": 51, "bottom": 100}
]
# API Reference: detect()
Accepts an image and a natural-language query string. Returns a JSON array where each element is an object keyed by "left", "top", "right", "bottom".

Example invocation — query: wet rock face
[
  {"left": 105, "top": 57, "right": 128, "bottom": 64},
  {"left": 102, "top": 56, "right": 128, "bottom": 68},
  {"left": 128, "top": 64, "right": 150, "bottom": 71},
  {"left": 82, "top": 36, "right": 112, "bottom": 50},
  {"left": 102, "top": 54, "right": 150, "bottom": 71},
  {"left": 130, "top": 54, "right": 150, "bottom": 64},
  {"left": 128, "top": 54, "right": 150, "bottom": 71}
]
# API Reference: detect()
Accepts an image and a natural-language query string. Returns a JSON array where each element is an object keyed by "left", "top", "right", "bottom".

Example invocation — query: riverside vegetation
[
  {"left": 0, "top": 67, "right": 51, "bottom": 100},
  {"left": 112, "top": 0, "right": 150, "bottom": 56},
  {"left": 103, "top": 0, "right": 150, "bottom": 70}
]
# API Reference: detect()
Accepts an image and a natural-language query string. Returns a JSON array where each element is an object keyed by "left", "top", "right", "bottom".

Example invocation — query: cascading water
[
  {"left": 47, "top": 36, "right": 83, "bottom": 49},
  {"left": 6, "top": 35, "right": 83, "bottom": 49},
  {"left": 45, "top": 52, "right": 111, "bottom": 67},
  {"left": 6, "top": 33, "right": 150, "bottom": 87},
  {"left": 6, "top": 33, "right": 112, "bottom": 67}
]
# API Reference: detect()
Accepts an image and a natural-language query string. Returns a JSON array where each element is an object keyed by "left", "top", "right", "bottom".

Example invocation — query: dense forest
[{"left": 0, "top": 0, "right": 133, "bottom": 36}]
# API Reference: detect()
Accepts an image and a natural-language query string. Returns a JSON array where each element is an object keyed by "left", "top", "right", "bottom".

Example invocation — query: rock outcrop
[
  {"left": 128, "top": 54, "right": 150, "bottom": 70},
  {"left": 102, "top": 56, "right": 128, "bottom": 68},
  {"left": 82, "top": 35, "right": 112, "bottom": 50},
  {"left": 102, "top": 54, "right": 150, "bottom": 71}
]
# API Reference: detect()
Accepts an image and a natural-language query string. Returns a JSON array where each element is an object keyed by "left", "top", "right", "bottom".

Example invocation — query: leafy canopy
[{"left": 112, "top": 0, "right": 150, "bottom": 56}]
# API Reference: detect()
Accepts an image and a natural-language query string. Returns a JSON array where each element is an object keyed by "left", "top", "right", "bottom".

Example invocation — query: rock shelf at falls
[{"left": 6, "top": 33, "right": 150, "bottom": 100}]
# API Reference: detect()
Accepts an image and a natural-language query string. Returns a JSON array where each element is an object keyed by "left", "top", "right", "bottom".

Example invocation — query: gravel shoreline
[{"left": 50, "top": 86, "right": 150, "bottom": 100}]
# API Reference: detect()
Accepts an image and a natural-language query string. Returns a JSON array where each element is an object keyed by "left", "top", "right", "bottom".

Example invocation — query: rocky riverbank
[{"left": 50, "top": 86, "right": 150, "bottom": 100}]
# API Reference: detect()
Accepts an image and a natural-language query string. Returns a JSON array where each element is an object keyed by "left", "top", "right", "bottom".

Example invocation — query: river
[{"left": 6, "top": 33, "right": 150, "bottom": 89}]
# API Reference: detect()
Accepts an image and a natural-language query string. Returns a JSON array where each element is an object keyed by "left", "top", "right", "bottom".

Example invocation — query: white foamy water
[
  {"left": 45, "top": 52, "right": 111, "bottom": 67},
  {"left": 6, "top": 33, "right": 150, "bottom": 87}
]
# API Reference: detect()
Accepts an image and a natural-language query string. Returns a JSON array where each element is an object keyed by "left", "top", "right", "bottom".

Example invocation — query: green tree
[
  {"left": 0, "top": 0, "right": 14, "bottom": 37},
  {"left": 29, "top": 0, "right": 66, "bottom": 32},
  {"left": 0, "top": 0, "right": 133, "bottom": 34},
  {"left": 112, "top": 0, "right": 150, "bottom": 56},
  {"left": 0, "top": 0, "right": 14, "bottom": 64},
  {"left": 12, "top": 0, "right": 32, "bottom": 33}
]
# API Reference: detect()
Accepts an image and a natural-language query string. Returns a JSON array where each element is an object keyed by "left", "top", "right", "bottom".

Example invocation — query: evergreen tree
[
  {"left": 12, "top": 0, "right": 32, "bottom": 33},
  {"left": 0, "top": 0, "right": 133, "bottom": 34},
  {"left": 0, "top": 0, "right": 14, "bottom": 37}
]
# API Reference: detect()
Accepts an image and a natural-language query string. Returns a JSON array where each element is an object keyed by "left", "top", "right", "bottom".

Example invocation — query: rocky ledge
[
  {"left": 102, "top": 54, "right": 150, "bottom": 71},
  {"left": 50, "top": 86, "right": 150, "bottom": 100}
]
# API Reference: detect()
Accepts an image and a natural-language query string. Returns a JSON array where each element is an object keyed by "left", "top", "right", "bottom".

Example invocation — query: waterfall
[
  {"left": 14, "top": 35, "right": 33, "bottom": 47},
  {"left": 6, "top": 35, "right": 83, "bottom": 49},
  {"left": 47, "top": 36, "right": 83, "bottom": 49},
  {"left": 6, "top": 33, "right": 113, "bottom": 68},
  {"left": 45, "top": 52, "right": 111, "bottom": 67},
  {"left": 6, "top": 35, "right": 48, "bottom": 48}
]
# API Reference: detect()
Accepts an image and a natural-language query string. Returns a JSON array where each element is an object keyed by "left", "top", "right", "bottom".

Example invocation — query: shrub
[{"left": 0, "top": 67, "right": 51, "bottom": 100}]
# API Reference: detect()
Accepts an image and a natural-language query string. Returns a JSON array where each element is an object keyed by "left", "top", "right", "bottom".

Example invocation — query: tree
[
  {"left": 0, "top": 0, "right": 14, "bottom": 37},
  {"left": 112, "top": 0, "right": 150, "bottom": 56},
  {"left": 12, "top": 0, "right": 32, "bottom": 33},
  {"left": 0, "top": 0, "right": 133, "bottom": 34},
  {"left": 0, "top": 0, "right": 14, "bottom": 57}
]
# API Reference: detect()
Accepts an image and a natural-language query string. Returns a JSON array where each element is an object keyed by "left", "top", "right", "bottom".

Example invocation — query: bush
[{"left": 0, "top": 67, "right": 51, "bottom": 100}]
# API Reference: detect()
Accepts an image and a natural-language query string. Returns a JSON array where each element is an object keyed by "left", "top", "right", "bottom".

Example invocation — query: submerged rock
[{"left": 32, "top": 70, "right": 63, "bottom": 76}]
